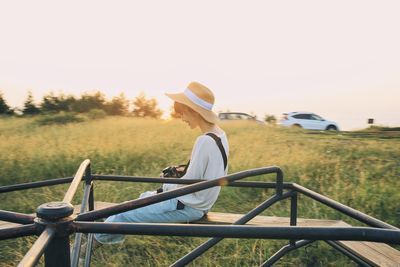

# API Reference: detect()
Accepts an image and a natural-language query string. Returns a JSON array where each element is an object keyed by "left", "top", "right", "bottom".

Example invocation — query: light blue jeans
[{"left": 94, "top": 191, "right": 205, "bottom": 244}]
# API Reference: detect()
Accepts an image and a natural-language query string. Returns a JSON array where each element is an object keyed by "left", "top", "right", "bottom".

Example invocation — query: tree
[
  {"left": 41, "top": 91, "right": 60, "bottom": 113},
  {"left": 71, "top": 91, "right": 106, "bottom": 113},
  {"left": 23, "top": 91, "right": 40, "bottom": 115},
  {"left": 0, "top": 91, "right": 13, "bottom": 115},
  {"left": 264, "top": 114, "right": 277, "bottom": 125},
  {"left": 41, "top": 92, "right": 76, "bottom": 113},
  {"left": 105, "top": 93, "right": 129, "bottom": 115},
  {"left": 57, "top": 94, "right": 76, "bottom": 112},
  {"left": 132, "top": 92, "right": 163, "bottom": 119}
]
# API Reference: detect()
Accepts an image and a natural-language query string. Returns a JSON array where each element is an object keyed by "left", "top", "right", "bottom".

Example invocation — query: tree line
[
  {"left": 0, "top": 90, "right": 164, "bottom": 118},
  {"left": 0, "top": 90, "right": 276, "bottom": 123}
]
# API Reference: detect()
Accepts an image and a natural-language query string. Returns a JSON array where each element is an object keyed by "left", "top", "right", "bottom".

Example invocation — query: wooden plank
[
  {"left": 0, "top": 220, "right": 20, "bottom": 229},
  {"left": 337, "top": 241, "right": 400, "bottom": 267},
  {"left": 196, "top": 212, "right": 346, "bottom": 227}
]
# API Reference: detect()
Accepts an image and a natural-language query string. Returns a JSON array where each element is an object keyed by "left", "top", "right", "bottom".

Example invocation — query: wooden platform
[
  {"left": 2, "top": 201, "right": 399, "bottom": 266},
  {"left": 197, "top": 212, "right": 400, "bottom": 266}
]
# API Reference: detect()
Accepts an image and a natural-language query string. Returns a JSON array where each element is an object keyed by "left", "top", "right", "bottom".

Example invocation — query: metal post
[
  {"left": 276, "top": 169, "right": 283, "bottom": 196},
  {"left": 44, "top": 235, "right": 71, "bottom": 267},
  {"left": 290, "top": 191, "right": 298, "bottom": 245},
  {"left": 35, "top": 202, "right": 74, "bottom": 267}
]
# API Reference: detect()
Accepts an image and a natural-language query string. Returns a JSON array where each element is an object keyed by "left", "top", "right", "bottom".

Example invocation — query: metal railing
[{"left": 0, "top": 159, "right": 399, "bottom": 267}]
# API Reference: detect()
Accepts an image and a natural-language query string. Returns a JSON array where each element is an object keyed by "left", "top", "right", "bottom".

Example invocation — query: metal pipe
[
  {"left": 18, "top": 227, "right": 55, "bottom": 267},
  {"left": 325, "top": 240, "right": 372, "bottom": 267},
  {"left": 172, "top": 192, "right": 293, "bottom": 266},
  {"left": 71, "top": 182, "right": 93, "bottom": 267},
  {"left": 85, "top": 163, "right": 92, "bottom": 185},
  {"left": 289, "top": 192, "right": 298, "bottom": 246},
  {"left": 292, "top": 183, "right": 398, "bottom": 230},
  {"left": 71, "top": 233, "right": 84, "bottom": 267},
  {"left": 77, "top": 167, "right": 95, "bottom": 267},
  {"left": 77, "top": 166, "right": 283, "bottom": 221},
  {"left": 84, "top": 234, "right": 94, "bottom": 267},
  {"left": 260, "top": 240, "right": 315, "bottom": 267},
  {"left": 63, "top": 159, "right": 90, "bottom": 204},
  {"left": 93, "top": 174, "right": 293, "bottom": 189},
  {"left": 84, "top": 170, "right": 95, "bottom": 267},
  {"left": 88, "top": 185, "right": 94, "bottom": 212},
  {"left": 231, "top": 181, "right": 292, "bottom": 189},
  {"left": 0, "top": 177, "right": 73, "bottom": 193},
  {"left": 82, "top": 183, "right": 93, "bottom": 213},
  {"left": 92, "top": 175, "right": 197, "bottom": 184},
  {"left": 290, "top": 192, "right": 297, "bottom": 227},
  {"left": 275, "top": 169, "right": 283, "bottom": 196},
  {"left": 0, "top": 209, "right": 35, "bottom": 225},
  {"left": 0, "top": 224, "right": 38, "bottom": 240},
  {"left": 74, "top": 223, "right": 400, "bottom": 244}
]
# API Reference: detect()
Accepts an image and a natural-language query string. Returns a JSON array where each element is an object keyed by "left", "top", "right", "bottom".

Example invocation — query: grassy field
[{"left": 0, "top": 116, "right": 399, "bottom": 266}]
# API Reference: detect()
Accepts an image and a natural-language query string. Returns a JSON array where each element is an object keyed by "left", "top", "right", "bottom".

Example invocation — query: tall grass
[{"left": 0, "top": 117, "right": 399, "bottom": 266}]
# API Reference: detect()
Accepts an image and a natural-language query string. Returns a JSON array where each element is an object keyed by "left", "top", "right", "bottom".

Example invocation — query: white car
[{"left": 279, "top": 112, "right": 340, "bottom": 131}]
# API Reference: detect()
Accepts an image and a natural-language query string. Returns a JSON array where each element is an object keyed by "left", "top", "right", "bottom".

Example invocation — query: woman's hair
[
  {"left": 174, "top": 102, "right": 194, "bottom": 116},
  {"left": 174, "top": 101, "right": 214, "bottom": 125}
]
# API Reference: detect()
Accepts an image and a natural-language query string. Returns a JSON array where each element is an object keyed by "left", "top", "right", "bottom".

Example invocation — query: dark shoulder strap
[
  {"left": 206, "top": 133, "right": 228, "bottom": 170},
  {"left": 182, "top": 160, "right": 190, "bottom": 174}
]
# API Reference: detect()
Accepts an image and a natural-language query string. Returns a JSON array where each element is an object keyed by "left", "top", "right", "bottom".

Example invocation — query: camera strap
[
  {"left": 206, "top": 133, "right": 228, "bottom": 170},
  {"left": 183, "top": 133, "right": 227, "bottom": 173}
]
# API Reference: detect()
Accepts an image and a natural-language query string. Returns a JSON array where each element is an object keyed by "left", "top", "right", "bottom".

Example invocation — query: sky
[{"left": 0, "top": 0, "right": 399, "bottom": 130}]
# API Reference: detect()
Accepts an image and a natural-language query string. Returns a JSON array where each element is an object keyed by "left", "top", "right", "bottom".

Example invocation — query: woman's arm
[{"left": 162, "top": 136, "right": 209, "bottom": 191}]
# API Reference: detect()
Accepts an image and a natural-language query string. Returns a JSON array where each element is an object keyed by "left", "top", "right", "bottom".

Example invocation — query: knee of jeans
[
  {"left": 106, "top": 213, "right": 125, "bottom": 223},
  {"left": 107, "top": 210, "right": 139, "bottom": 223},
  {"left": 95, "top": 233, "right": 125, "bottom": 245}
]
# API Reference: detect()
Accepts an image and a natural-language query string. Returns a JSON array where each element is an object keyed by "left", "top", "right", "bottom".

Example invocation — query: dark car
[{"left": 218, "top": 112, "right": 265, "bottom": 124}]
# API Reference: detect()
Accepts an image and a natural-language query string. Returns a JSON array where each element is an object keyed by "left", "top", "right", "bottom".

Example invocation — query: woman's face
[{"left": 181, "top": 108, "right": 200, "bottom": 129}]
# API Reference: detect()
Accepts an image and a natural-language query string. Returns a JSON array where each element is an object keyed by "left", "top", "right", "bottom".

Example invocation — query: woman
[{"left": 94, "top": 81, "right": 229, "bottom": 244}]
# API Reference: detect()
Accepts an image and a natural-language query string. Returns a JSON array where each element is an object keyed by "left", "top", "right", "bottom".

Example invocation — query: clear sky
[{"left": 1, "top": 0, "right": 399, "bottom": 130}]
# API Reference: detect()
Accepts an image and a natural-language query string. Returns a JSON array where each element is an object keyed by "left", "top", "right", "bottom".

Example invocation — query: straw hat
[{"left": 166, "top": 82, "right": 218, "bottom": 124}]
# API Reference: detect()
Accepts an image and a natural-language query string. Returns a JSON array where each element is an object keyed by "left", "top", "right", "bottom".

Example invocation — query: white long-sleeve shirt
[{"left": 162, "top": 131, "right": 229, "bottom": 210}]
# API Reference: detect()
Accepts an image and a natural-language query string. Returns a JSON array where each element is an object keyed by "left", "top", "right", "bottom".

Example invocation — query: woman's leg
[{"left": 94, "top": 196, "right": 204, "bottom": 244}]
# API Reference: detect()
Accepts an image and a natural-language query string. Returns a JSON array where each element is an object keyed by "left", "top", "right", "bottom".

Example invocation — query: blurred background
[{"left": 1, "top": 0, "right": 399, "bottom": 130}]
